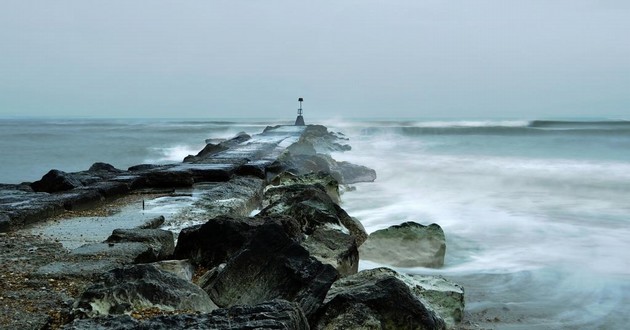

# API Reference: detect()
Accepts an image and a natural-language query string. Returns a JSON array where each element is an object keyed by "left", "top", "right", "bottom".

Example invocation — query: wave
[{"left": 345, "top": 119, "right": 630, "bottom": 137}]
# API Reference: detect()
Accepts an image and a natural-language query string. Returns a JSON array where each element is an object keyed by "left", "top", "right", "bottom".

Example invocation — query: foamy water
[{"left": 328, "top": 119, "right": 630, "bottom": 328}]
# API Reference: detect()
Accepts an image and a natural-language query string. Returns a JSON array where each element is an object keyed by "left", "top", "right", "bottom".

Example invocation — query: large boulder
[
  {"left": 31, "top": 169, "right": 83, "bottom": 193},
  {"left": 64, "top": 300, "right": 309, "bottom": 330},
  {"left": 205, "top": 223, "right": 338, "bottom": 320},
  {"left": 407, "top": 275, "right": 465, "bottom": 329},
  {"left": 273, "top": 153, "right": 376, "bottom": 185},
  {"left": 313, "top": 267, "right": 446, "bottom": 330},
  {"left": 301, "top": 226, "right": 359, "bottom": 277},
  {"left": 71, "top": 242, "right": 168, "bottom": 264},
  {"left": 173, "top": 215, "right": 301, "bottom": 268},
  {"left": 267, "top": 171, "right": 341, "bottom": 205},
  {"left": 258, "top": 184, "right": 367, "bottom": 245},
  {"left": 106, "top": 228, "right": 175, "bottom": 260},
  {"left": 360, "top": 222, "right": 446, "bottom": 268},
  {"left": 73, "top": 264, "right": 217, "bottom": 318},
  {"left": 192, "top": 176, "right": 265, "bottom": 219}
]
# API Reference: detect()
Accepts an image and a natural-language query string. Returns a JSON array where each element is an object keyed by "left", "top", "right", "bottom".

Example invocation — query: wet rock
[
  {"left": 135, "top": 167, "right": 195, "bottom": 189},
  {"left": 64, "top": 300, "right": 308, "bottom": 330},
  {"left": 73, "top": 264, "right": 217, "bottom": 317},
  {"left": 173, "top": 215, "right": 301, "bottom": 268},
  {"left": 205, "top": 223, "right": 338, "bottom": 319},
  {"left": 313, "top": 267, "right": 446, "bottom": 330},
  {"left": 136, "top": 215, "right": 165, "bottom": 229},
  {"left": 275, "top": 153, "right": 376, "bottom": 184},
  {"left": 62, "top": 315, "right": 139, "bottom": 330},
  {"left": 267, "top": 171, "right": 341, "bottom": 204},
  {"left": 301, "top": 225, "right": 359, "bottom": 277},
  {"left": 360, "top": 222, "right": 446, "bottom": 268},
  {"left": 192, "top": 176, "right": 265, "bottom": 219},
  {"left": 36, "top": 260, "right": 122, "bottom": 280},
  {"left": 106, "top": 228, "right": 175, "bottom": 260},
  {"left": 31, "top": 169, "right": 84, "bottom": 193},
  {"left": 150, "top": 259, "right": 195, "bottom": 281},
  {"left": 0, "top": 213, "right": 10, "bottom": 232},
  {"left": 184, "top": 132, "right": 251, "bottom": 163},
  {"left": 59, "top": 189, "right": 105, "bottom": 210},
  {"left": 259, "top": 184, "right": 367, "bottom": 245},
  {"left": 407, "top": 275, "right": 465, "bottom": 329},
  {"left": 91, "top": 181, "right": 130, "bottom": 198},
  {"left": 71, "top": 242, "right": 166, "bottom": 264},
  {"left": 88, "top": 162, "right": 123, "bottom": 173}
]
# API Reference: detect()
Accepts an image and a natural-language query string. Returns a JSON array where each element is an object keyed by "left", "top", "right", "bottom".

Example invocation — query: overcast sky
[{"left": 1, "top": 1, "right": 629, "bottom": 119}]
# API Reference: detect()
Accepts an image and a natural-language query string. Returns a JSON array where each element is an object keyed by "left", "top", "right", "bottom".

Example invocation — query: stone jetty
[{"left": 0, "top": 123, "right": 463, "bottom": 330}]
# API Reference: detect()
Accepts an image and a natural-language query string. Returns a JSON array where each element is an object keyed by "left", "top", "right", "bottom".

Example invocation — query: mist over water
[{"left": 326, "top": 119, "right": 630, "bottom": 328}]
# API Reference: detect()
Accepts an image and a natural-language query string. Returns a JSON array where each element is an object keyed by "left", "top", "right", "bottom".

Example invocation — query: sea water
[
  {"left": 1, "top": 117, "right": 629, "bottom": 328},
  {"left": 323, "top": 118, "right": 630, "bottom": 329}
]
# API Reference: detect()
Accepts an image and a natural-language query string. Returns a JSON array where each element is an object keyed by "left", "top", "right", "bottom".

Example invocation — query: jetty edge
[{"left": 0, "top": 123, "right": 464, "bottom": 330}]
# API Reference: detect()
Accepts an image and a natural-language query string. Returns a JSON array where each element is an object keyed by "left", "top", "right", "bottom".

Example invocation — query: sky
[{"left": 1, "top": 0, "right": 629, "bottom": 119}]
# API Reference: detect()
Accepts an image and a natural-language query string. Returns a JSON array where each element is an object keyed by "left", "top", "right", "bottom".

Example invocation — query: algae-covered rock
[{"left": 360, "top": 221, "right": 446, "bottom": 268}]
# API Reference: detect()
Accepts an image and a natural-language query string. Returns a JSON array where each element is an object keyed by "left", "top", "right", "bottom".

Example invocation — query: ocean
[{"left": 2, "top": 117, "right": 630, "bottom": 328}]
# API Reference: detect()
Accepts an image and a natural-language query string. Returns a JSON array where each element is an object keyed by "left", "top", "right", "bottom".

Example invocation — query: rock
[
  {"left": 301, "top": 225, "right": 359, "bottom": 277},
  {"left": 313, "top": 267, "right": 446, "bottom": 330},
  {"left": 333, "top": 160, "right": 378, "bottom": 184},
  {"left": 91, "top": 181, "right": 130, "bottom": 198},
  {"left": 62, "top": 315, "right": 139, "bottom": 330},
  {"left": 184, "top": 132, "right": 251, "bottom": 163},
  {"left": 106, "top": 228, "right": 175, "bottom": 260},
  {"left": 31, "top": 169, "right": 84, "bottom": 193},
  {"left": 205, "top": 223, "right": 338, "bottom": 319},
  {"left": 407, "top": 275, "right": 465, "bottom": 329},
  {"left": 259, "top": 184, "right": 367, "bottom": 246},
  {"left": 64, "top": 300, "right": 308, "bottom": 330},
  {"left": 36, "top": 260, "right": 121, "bottom": 280},
  {"left": 273, "top": 153, "right": 376, "bottom": 185},
  {"left": 173, "top": 215, "right": 301, "bottom": 268},
  {"left": 267, "top": 171, "right": 341, "bottom": 204},
  {"left": 58, "top": 189, "right": 105, "bottom": 210},
  {"left": 73, "top": 264, "right": 217, "bottom": 318},
  {"left": 359, "top": 222, "right": 446, "bottom": 268},
  {"left": 151, "top": 259, "right": 195, "bottom": 281},
  {"left": 88, "top": 162, "right": 123, "bottom": 173},
  {"left": 192, "top": 176, "right": 264, "bottom": 219},
  {"left": 136, "top": 215, "right": 165, "bottom": 229},
  {"left": 71, "top": 242, "right": 166, "bottom": 264},
  {"left": 0, "top": 213, "right": 10, "bottom": 232},
  {"left": 135, "top": 167, "right": 195, "bottom": 189}
]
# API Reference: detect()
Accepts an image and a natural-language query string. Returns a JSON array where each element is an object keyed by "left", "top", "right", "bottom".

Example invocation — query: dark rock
[
  {"left": 136, "top": 215, "right": 165, "bottom": 229},
  {"left": 360, "top": 222, "right": 446, "bottom": 268},
  {"left": 183, "top": 143, "right": 227, "bottom": 163},
  {"left": 268, "top": 171, "right": 341, "bottom": 204},
  {"left": 64, "top": 300, "right": 308, "bottom": 330},
  {"left": 88, "top": 162, "right": 123, "bottom": 173},
  {"left": 36, "top": 260, "right": 122, "bottom": 280},
  {"left": 106, "top": 228, "right": 175, "bottom": 260},
  {"left": 31, "top": 169, "right": 84, "bottom": 193},
  {"left": 91, "top": 181, "right": 130, "bottom": 198},
  {"left": 0, "top": 213, "right": 10, "bottom": 232},
  {"left": 128, "top": 164, "right": 161, "bottom": 172},
  {"left": 71, "top": 242, "right": 165, "bottom": 264},
  {"left": 274, "top": 153, "right": 376, "bottom": 184},
  {"left": 235, "top": 159, "right": 269, "bottom": 179},
  {"left": 173, "top": 215, "right": 301, "bottom": 268},
  {"left": 313, "top": 267, "right": 446, "bottom": 330},
  {"left": 205, "top": 223, "right": 338, "bottom": 319},
  {"left": 136, "top": 167, "right": 195, "bottom": 188},
  {"left": 59, "top": 189, "right": 105, "bottom": 210},
  {"left": 259, "top": 184, "right": 367, "bottom": 245},
  {"left": 62, "top": 315, "right": 139, "bottom": 330},
  {"left": 73, "top": 264, "right": 217, "bottom": 317}
]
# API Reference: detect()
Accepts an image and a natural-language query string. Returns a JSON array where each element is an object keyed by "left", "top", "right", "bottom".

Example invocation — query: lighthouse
[{"left": 294, "top": 97, "right": 305, "bottom": 126}]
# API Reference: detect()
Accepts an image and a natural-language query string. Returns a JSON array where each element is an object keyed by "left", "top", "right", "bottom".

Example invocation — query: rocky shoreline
[{"left": 1, "top": 124, "right": 466, "bottom": 329}]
